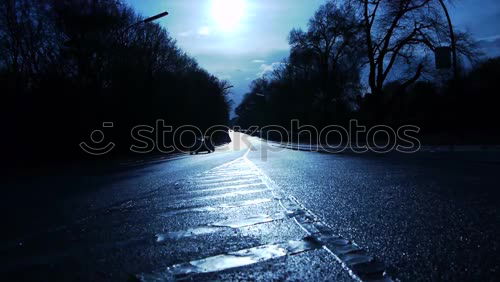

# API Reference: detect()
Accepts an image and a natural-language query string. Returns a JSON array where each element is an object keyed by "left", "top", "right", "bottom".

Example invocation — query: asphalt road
[{"left": 1, "top": 132, "right": 499, "bottom": 281}]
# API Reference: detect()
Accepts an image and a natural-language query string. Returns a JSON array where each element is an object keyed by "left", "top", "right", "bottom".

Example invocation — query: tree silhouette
[
  {"left": 0, "top": 0, "right": 231, "bottom": 164},
  {"left": 357, "top": 0, "right": 480, "bottom": 96},
  {"left": 237, "top": 1, "right": 364, "bottom": 130}
]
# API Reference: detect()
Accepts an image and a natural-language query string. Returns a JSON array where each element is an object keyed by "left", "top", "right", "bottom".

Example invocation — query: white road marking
[
  {"left": 171, "top": 188, "right": 272, "bottom": 206},
  {"left": 160, "top": 198, "right": 273, "bottom": 217},
  {"left": 242, "top": 149, "right": 392, "bottom": 281},
  {"left": 196, "top": 178, "right": 261, "bottom": 187},
  {"left": 145, "top": 148, "right": 392, "bottom": 281},
  {"left": 195, "top": 176, "right": 260, "bottom": 184},
  {"left": 139, "top": 237, "right": 322, "bottom": 280},
  {"left": 188, "top": 182, "right": 264, "bottom": 193}
]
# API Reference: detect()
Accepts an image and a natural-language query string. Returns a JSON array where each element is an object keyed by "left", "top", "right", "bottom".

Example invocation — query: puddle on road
[{"left": 141, "top": 237, "right": 321, "bottom": 279}]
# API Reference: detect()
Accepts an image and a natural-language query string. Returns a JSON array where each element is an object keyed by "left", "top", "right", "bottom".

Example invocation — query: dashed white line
[{"left": 143, "top": 148, "right": 392, "bottom": 281}]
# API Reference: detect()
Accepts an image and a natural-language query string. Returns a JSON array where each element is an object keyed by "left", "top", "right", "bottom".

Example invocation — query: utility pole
[{"left": 438, "top": 0, "right": 458, "bottom": 80}]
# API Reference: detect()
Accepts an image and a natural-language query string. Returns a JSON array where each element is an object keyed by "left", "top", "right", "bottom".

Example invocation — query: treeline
[
  {"left": 0, "top": 0, "right": 231, "bottom": 163},
  {"left": 236, "top": 0, "right": 499, "bottom": 144}
]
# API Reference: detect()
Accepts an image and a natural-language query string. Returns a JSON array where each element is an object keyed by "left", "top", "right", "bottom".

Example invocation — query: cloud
[
  {"left": 478, "top": 34, "right": 500, "bottom": 42},
  {"left": 478, "top": 35, "right": 500, "bottom": 48},
  {"left": 218, "top": 74, "right": 232, "bottom": 80},
  {"left": 178, "top": 31, "right": 192, "bottom": 37},
  {"left": 198, "top": 26, "right": 211, "bottom": 36},
  {"left": 477, "top": 35, "right": 500, "bottom": 57},
  {"left": 252, "top": 59, "right": 266, "bottom": 63},
  {"left": 256, "top": 62, "right": 286, "bottom": 77}
]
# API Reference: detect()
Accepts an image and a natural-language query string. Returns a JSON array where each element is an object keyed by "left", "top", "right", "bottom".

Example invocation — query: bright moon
[{"left": 211, "top": 0, "right": 247, "bottom": 32}]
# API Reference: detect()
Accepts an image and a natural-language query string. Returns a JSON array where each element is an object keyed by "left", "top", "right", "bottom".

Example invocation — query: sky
[{"left": 124, "top": 0, "right": 500, "bottom": 117}]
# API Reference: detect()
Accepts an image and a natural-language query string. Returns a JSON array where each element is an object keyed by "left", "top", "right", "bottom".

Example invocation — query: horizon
[{"left": 2, "top": 1, "right": 500, "bottom": 280}]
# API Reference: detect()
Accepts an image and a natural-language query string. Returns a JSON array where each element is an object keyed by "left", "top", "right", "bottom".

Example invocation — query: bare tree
[
  {"left": 359, "top": 0, "right": 441, "bottom": 95},
  {"left": 289, "top": 0, "right": 362, "bottom": 96},
  {"left": 358, "top": 0, "right": 481, "bottom": 95},
  {"left": 0, "top": 0, "right": 60, "bottom": 78}
]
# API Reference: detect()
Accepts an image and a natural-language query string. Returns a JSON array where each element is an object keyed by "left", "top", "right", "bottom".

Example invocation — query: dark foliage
[
  {"left": 0, "top": 0, "right": 231, "bottom": 163},
  {"left": 236, "top": 1, "right": 363, "bottom": 130},
  {"left": 236, "top": 0, "right": 496, "bottom": 144},
  {"left": 357, "top": 57, "right": 500, "bottom": 143}
]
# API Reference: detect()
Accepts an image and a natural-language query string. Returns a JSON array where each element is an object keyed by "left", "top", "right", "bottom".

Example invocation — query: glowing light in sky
[{"left": 211, "top": 0, "right": 247, "bottom": 32}]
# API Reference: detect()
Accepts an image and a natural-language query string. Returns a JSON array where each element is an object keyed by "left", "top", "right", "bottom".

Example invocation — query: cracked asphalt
[{"left": 1, "top": 132, "right": 499, "bottom": 281}]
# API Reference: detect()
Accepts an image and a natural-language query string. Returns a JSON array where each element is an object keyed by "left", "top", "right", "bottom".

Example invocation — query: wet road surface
[{"left": 1, "top": 132, "right": 499, "bottom": 281}]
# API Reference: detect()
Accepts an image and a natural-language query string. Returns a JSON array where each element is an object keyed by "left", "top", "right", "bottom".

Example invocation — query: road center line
[
  {"left": 242, "top": 150, "right": 393, "bottom": 282},
  {"left": 149, "top": 148, "right": 392, "bottom": 281}
]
